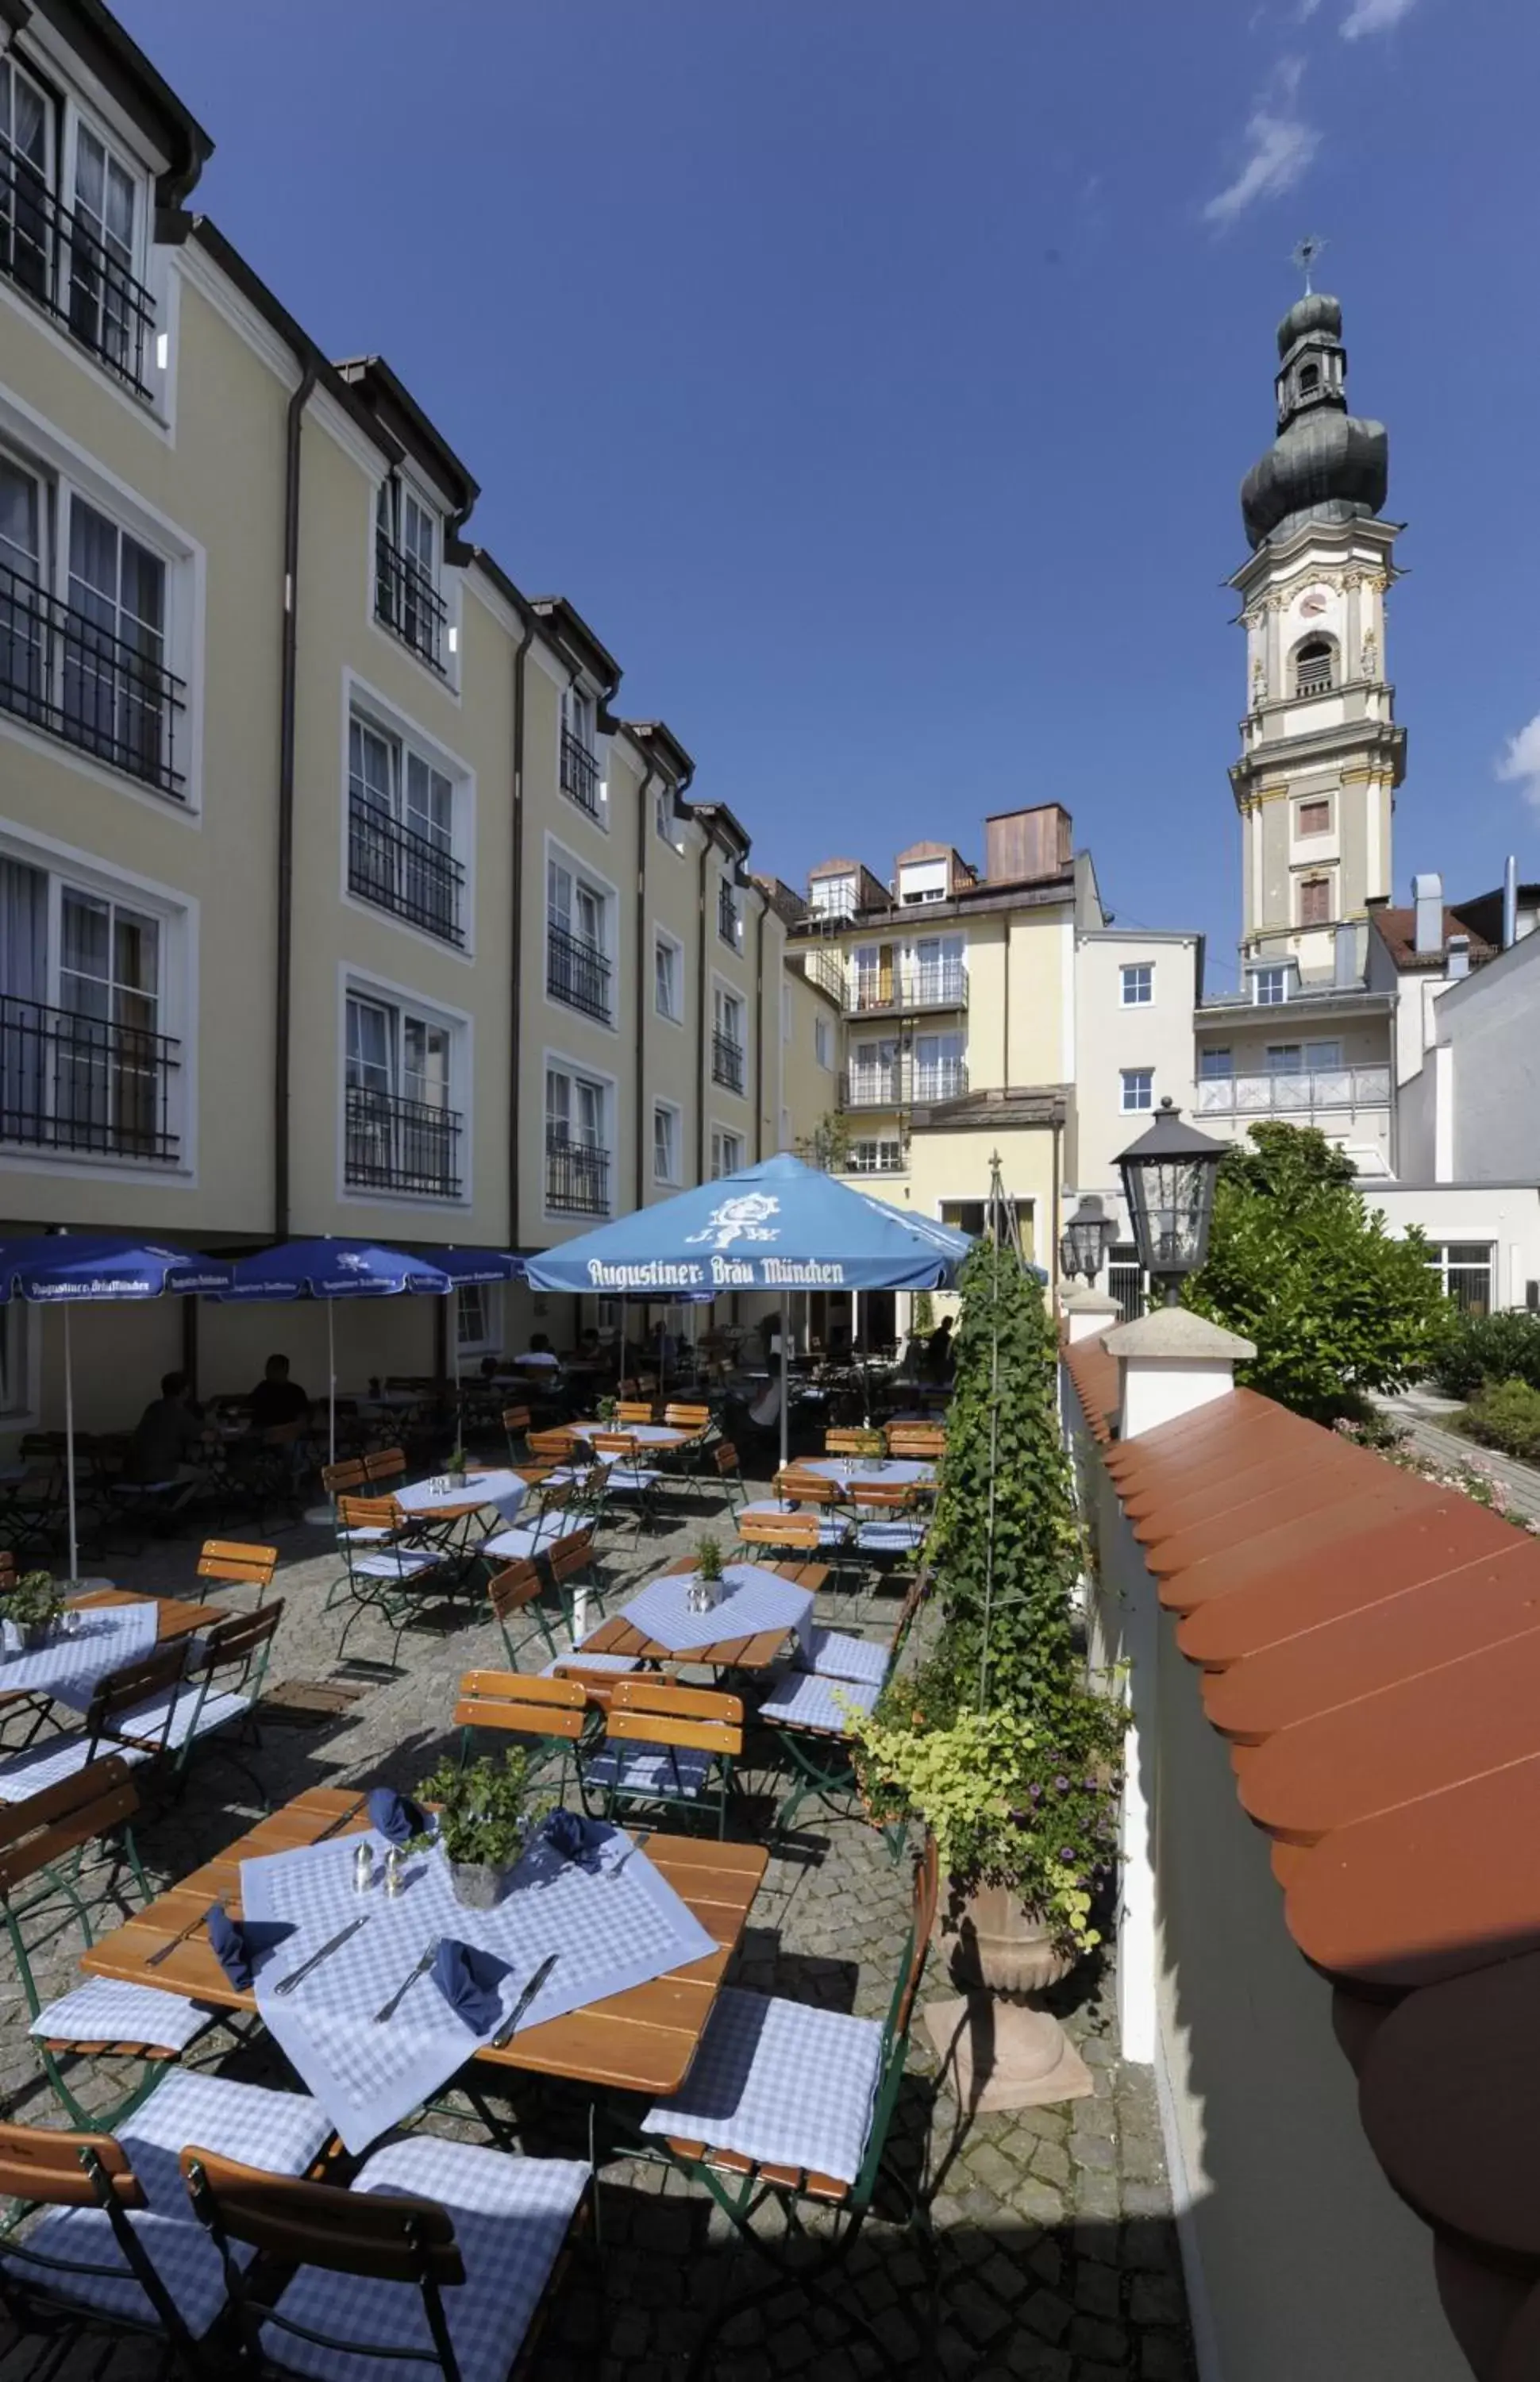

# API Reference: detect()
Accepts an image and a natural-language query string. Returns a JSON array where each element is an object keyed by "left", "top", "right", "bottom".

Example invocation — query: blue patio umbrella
[
  {"left": 0, "top": 1235, "right": 237, "bottom": 1583},
  {"left": 523, "top": 1154, "right": 973, "bottom": 1465}
]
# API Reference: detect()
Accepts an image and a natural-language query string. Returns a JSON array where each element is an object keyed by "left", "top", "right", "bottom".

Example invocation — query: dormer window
[
  {"left": 560, "top": 686, "right": 603, "bottom": 819},
  {"left": 1298, "top": 363, "right": 1319, "bottom": 395},
  {"left": 0, "top": 54, "right": 156, "bottom": 399},
  {"left": 1293, "top": 638, "right": 1334, "bottom": 697},
  {"left": 374, "top": 476, "right": 446, "bottom": 673}
]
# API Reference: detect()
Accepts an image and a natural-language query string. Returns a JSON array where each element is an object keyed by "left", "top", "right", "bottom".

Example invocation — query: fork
[
  {"left": 373, "top": 1940, "right": 438, "bottom": 2024},
  {"left": 611, "top": 1827, "right": 653, "bottom": 1879}
]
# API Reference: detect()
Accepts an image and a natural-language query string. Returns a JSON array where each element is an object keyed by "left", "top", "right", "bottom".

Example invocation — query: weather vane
[{"left": 1292, "top": 235, "right": 1326, "bottom": 295}]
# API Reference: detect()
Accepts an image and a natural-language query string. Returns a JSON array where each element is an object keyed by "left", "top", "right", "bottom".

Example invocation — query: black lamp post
[
  {"left": 1058, "top": 1193, "right": 1119, "bottom": 1286},
  {"left": 1115, "top": 1098, "right": 1228, "bottom": 1308}
]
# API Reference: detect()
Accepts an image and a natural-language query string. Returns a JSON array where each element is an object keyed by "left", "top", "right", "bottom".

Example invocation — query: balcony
[
  {"left": 846, "top": 1143, "right": 907, "bottom": 1175},
  {"left": 347, "top": 800, "right": 465, "bottom": 946},
  {"left": 560, "top": 729, "right": 603, "bottom": 819},
  {"left": 374, "top": 538, "right": 448, "bottom": 674},
  {"left": 843, "top": 962, "right": 968, "bottom": 1019},
  {"left": 711, "top": 1032, "right": 746, "bottom": 1094},
  {"left": 547, "top": 919, "right": 611, "bottom": 1023},
  {"left": 718, "top": 882, "right": 740, "bottom": 946},
  {"left": 546, "top": 1131, "right": 609, "bottom": 1216},
  {"left": 0, "top": 564, "right": 186, "bottom": 796},
  {"left": 0, "top": 994, "right": 180, "bottom": 1162},
  {"left": 345, "top": 1083, "right": 461, "bottom": 1198},
  {"left": 1196, "top": 1064, "right": 1390, "bottom": 1119},
  {"left": 0, "top": 145, "right": 157, "bottom": 399},
  {"left": 839, "top": 1058, "right": 968, "bottom": 1111}
]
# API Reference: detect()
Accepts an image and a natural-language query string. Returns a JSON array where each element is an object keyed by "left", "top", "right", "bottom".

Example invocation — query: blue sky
[{"left": 123, "top": 0, "right": 1537, "bottom": 990}]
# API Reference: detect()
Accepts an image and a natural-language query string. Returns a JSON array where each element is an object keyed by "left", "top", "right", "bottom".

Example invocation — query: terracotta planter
[{"left": 941, "top": 1878, "right": 1076, "bottom": 1996}]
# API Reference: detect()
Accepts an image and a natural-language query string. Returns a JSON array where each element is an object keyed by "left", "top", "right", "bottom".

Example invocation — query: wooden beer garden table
[
  {"left": 0, "top": 1586, "right": 226, "bottom": 1714},
  {"left": 80, "top": 1786, "right": 768, "bottom": 2098},
  {"left": 560, "top": 1555, "right": 830, "bottom": 1676}
]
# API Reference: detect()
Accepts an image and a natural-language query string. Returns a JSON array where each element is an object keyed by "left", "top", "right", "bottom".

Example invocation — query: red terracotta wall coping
[
  {"left": 1150, "top": 1476, "right": 1419, "bottom": 1600},
  {"left": 1129, "top": 1441, "right": 1365, "bottom": 1549},
  {"left": 1122, "top": 1436, "right": 1356, "bottom": 1528}
]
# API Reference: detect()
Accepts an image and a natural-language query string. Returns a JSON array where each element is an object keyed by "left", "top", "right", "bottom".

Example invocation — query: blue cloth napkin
[
  {"left": 207, "top": 1905, "right": 292, "bottom": 1991},
  {"left": 367, "top": 1787, "right": 428, "bottom": 1845},
  {"left": 431, "top": 1938, "right": 509, "bottom": 2035},
  {"left": 543, "top": 1806, "right": 607, "bottom": 1865}
]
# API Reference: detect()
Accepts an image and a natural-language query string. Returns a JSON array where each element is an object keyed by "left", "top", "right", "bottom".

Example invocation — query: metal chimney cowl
[{"left": 1412, "top": 872, "right": 1444, "bottom": 958}]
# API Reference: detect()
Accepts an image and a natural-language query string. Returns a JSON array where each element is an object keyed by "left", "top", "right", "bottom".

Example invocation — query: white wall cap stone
[
  {"left": 1062, "top": 1288, "right": 1123, "bottom": 1314},
  {"left": 1101, "top": 1309, "right": 1257, "bottom": 1363}
]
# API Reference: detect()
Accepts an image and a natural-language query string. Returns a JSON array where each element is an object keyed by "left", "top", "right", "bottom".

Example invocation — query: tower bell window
[
  {"left": 1299, "top": 364, "right": 1319, "bottom": 395},
  {"left": 1293, "top": 638, "right": 1334, "bottom": 697}
]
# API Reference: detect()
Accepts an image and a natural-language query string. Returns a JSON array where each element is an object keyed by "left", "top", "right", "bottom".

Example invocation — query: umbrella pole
[
  {"left": 327, "top": 1301, "right": 336, "bottom": 1469},
  {"left": 779, "top": 1305, "right": 789, "bottom": 1473},
  {"left": 64, "top": 1304, "right": 79, "bottom": 1584},
  {"left": 449, "top": 1288, "right": 462, "bottom": 1449}
]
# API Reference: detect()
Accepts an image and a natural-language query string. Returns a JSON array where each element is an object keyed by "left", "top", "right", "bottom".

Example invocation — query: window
[
  {"left": 1253, "top": 966, "right": 1289, "bottom": 1006},
  {"left": 374, "top": 477, "right": 446, "bottom": 673},
  {"left": 0, "top": 852, "right": 179, "bottom": 1162},
  {"left": 347, "top": 713, "right": 464, "bottom": 945},
  {"left": 1427, "top": 1243, "right": 1495, "bottom": 1317},
  {"left": 653, "top": 1101, "right": 680, "bottom": 1185},
  {"left": 654, "top": 784, "right": 675, "bottom": 844},
  {"left": 547, "top": 855, "right": 611, "bottom": 1023},
  {"left": 0, "top": 453, "right": 184, "bottom": 796},
  {"left": 0, "top": 56, "right": 156, "bottom": 397},
  {"left": 1120, "top": 964, "right": 1153, "bottom": 1008},
  {"left": 898, "top": 859, "right": 949, "bottom": 904},
  {"left": 344, "top": 990, "right": 461, "bottom": 1197},
  {"left": 1298, "top": 798, "right": 1331, "bottom": 837},
  {"left": 456, "top": 1284, "right": 499, "bottom": 1355},
  {"left": 1299, "top": 363, "right": 1319, "bottom": 395},
  {"left": 1107, "top": 1243, "right": 1145, "bottom": 1324},
  {"left": 1265, "top": 1040, "right": 1342, "bottom": 1080},
  {"left": 718, "top": 872, "right": 741, "bottom": 946},
  {"left": 814, "top": 1014, "right": 834, "bottom": 1070},
  {"left": 1299, "top": 875, "right": 1332, "bottom": 928},
  {"left": 654, "top": 933, "right": 681, "bottom": 1022},
  {"left": 559, "top": 686, "right": 603, "bottom": 819},
  {"left": 1293, "top": 638, "right": 1334, "bottom": 697},
  {"left": 712, "top": 985, "right": 745, "bottom": 1093},
  {"left": 1120, "top": 1066, "right": 1153, "bottom": 1113},
  {"left": 710, "top": 1127, "right": 744, "bottom": 1180},
  {"left": 810, "top": 873, "right": 857, "bottom": 919},
  {"left": 941, "top": 1196, "right": 1033, "bottom": 1255},
  {"left": 545, "top": 1063, "right": 610, "bottom": 1215},
  {"left": 1199, "top": 1048, "right": 1233, "bottom": 1080},
  {"left": 849, "top": 1138, "right": 903, "bottom": 1174},
  {"left": 909, "top": 932, "right": 967, "bottom": 1005},
  {"left": 0, "top": 1297, "right": 30, "bottom": 1419},
  {"left": 914, "top": 1030, "right": 965, "bottom": 1100}
]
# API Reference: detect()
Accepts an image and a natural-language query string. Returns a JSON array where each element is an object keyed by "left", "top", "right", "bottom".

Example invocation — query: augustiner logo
[{"left": 683, "top": 1193, "right": 781, "bottom": 1253}]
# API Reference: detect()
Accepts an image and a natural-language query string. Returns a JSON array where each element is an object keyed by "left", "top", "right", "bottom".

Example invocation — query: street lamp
[
  {"left": 1058, "top": 1193, "right": 1118, "bottom": 1285},
  {"left": 1115, "top": 1098, "right": 1228, "bottom": 1308}
]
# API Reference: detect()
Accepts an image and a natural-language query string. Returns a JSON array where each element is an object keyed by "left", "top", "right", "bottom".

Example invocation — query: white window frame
[
  {"left": 338, "top": 967, "right": 472, "bottom": 1209},
  {"left": 1426, "top": 1241, "right": 1497, "bottom": 1316},
  {"left": 340, "top": 674, "right": 475, "bottom": 957},
  {"left": 653, "top": 1097, "right": 682, "bottom": 1188},
  {"left": 456, "top": 1283, "right": 501, "bottom": 1355},
  {"left": 849, "top": 1137, "right": 903, "bottom": 1175},
  {"left": 810, "top": 873, "right": 857, "bottom": 919},
  {"left": 0, "top": 819, "right": 198, "bottom": 1185},
  {"left": 711, "top": 974, "right": 747, "bottom": 1100},
  {"left": 1119, "top": 963, "right": 1153, "bottom": 1008},
  {"left": 559, "top": 684, "right": 608, "bottom": 828},
  {"left": 1252, "top": 966, "right": 1290, "bottom": 1007},
  {"left": 710, "top": 1124, "right": 745, "bottom": 1181},
  {"left": 718, "top": 869, "right": 742, "bottom": 948},
  {"left": 814, "top": 1013, "right": 834, "bottom": 1071},
  {"left": 543, "top": 1046, "right": 615, "bottom": 1222},
  {"left": 653, "top": 927, "right": 683, "bottom": 1025},
  {"left": 545, "top": 834, "right": 618, "bottom": 1032},
  {"left": 1120, "top": 1066, "right": 1154, "bottom": 1114},
  {"left": 370, "top": 466, "right": 460, "bottom": 689},
  {"left": 0, "top": 395, "right": 203, "bottom": 812}
]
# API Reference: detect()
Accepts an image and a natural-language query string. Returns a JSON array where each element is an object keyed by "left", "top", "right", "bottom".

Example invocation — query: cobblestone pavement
[{"left": 0, "top": 1467, "right": 1195, "bottom": 2380}]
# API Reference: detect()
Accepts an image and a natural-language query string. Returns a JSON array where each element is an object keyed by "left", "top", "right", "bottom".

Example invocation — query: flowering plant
[{"left": 1334, "top": 1415, "right": 1540, "bottom": 1536}]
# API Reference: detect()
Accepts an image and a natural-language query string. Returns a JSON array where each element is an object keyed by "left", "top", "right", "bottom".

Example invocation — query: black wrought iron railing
[
  {"left": 344, "top": 1084, "right": 461, "bottom": 1197},
  {"left": 560, "top": 728, "right": 603, "bottom": 817},
  {"left": 546, "top": 1132, "right": 610, "bottom": 1216},
  {"left": 718, "top": 881, "right": 740, "bottom": 945},
  {"left": 0, "top": 146, "right": 157, "bottom": 398},
  {"left": 711, "top": 1031, "right": 745, "bottom": 1093},
  {"left": 547, "top": 919, "right": 611, "bottom": 1023},
  {"left": 347, "top": 800, "right": 464, "bottom": 946},
  {"left": 374, "top": 536, "right": 449, "bottom": 673},
  {"left": 0, "top": 994, "right": 180, "bottom": 1161},
  {"left": 0, "top": 563, "right": 185, "bottom": 796},
  {"left": 838, "top": 1058, "right": 968, "bottom": 1111}
]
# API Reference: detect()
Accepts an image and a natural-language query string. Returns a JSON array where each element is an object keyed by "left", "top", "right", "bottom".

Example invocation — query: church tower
[{"left": 1229, "top": 289, "right": 1406, "bottom": 985}]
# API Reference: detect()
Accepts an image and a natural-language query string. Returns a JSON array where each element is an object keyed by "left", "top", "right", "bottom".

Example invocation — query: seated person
[
  {"left": 247, "top": 1352, "right": 311, "bottom": 1433},
  {"left": 512, "top": 1332, "right": 560, "bottom": 1370},
  {"left": 127, "top": 1370, "right": 213, "bottom": 1495}
]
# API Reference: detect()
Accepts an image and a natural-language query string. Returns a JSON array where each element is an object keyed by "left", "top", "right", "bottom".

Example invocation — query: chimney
[
  {"left": 1333, "top": 923, "right": 1358, "bottom": 989},
  {"left": 1503, "top": 854, "right": 1519, "bottom": 951},
  {"left": 1446, "top": 935, "right": 1470, "bottom": 981},
  {"left": 984, "top": 804, "right": 1073, "bottom": 886},
  {"left": 1413, "top": 872, "right": 1444, "bottom": 958}
]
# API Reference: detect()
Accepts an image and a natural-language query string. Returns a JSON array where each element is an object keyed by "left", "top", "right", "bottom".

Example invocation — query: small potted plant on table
[
  {"left": 412, "top": 1748, "right": 551, "bottom": 1910},
  {"left": 445, "top": 1443, "right": 470, "bottom": 1487},
  {"left": 4, "top": 1571, "right": 64, "bottom": 1652},
  {"left": 687, "top": 1533, "right": 726, "bottom": 1615}
]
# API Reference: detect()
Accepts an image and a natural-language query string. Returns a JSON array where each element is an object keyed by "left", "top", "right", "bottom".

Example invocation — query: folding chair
[
  {"left": 884, "top": 1424, "right": 946, "bottom": 1463},
  {"left": 111, "top": 1602, "right": 284, "bottom": 1805},
  {"left": 452, "top": 1669, "right": 588, "bottom": 1791},
  {"left": 791, "top": 1569, "right": 930, "bottom": 1694},
  {"left": 663, "top": 1401, "right": 710, "bottom": 1436},
  {"left": 579, "top": 1678, "right": 741, "bottom": 1840},
  {"left": 0, "top": 1758, "right": 215, "bottom": 2130},
  {"left": 849, "top": 1483, "right": 930, "bottom": 1573},
  {"left": 744, "top": 1473, "right": 853, "bottom": 1564},
  {"left": 0, "top": 1646, "right": 188, "bottom": 1808},
  {"left": 732, "top": 1510, "right": 823, "bottom": 1567},
  {"left": 588, "top": 1432, "right": 661, "bottom": 1534},
  {"left": 501, "top": 1405, "right": 533, "bottom": 1465},
  {"left": 194, "top": 1539, "right": 277, "bottom": 1613},
  {"left": 483, "top": 1480, "right": 607, "bottom": 1569},
  {"left": 711, "top": 1441, "right": 746, "bottom": 1521},
  {"left": 0, "top": 2075, "right": 333, "bottom": 2367},
  {"left": 823, "top": 1428, "right": 885, "bottom": 1459},
  {"left": 181, "top": 2135, "right": 591, "bottom": 2382},
  {"left": 637, "top": 1840, "right": 939, "bottom": 2366},
  {"left": 616, "top": 1399, "right": 656, "bottom": 1426},
  {"left": 334, "top": 1498, "right": 453, "bottom": 1663}
]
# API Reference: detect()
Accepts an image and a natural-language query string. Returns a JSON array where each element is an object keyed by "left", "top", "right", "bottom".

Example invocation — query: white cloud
[
  {"left": 1203, "top": 61, "right": 1321, "bottom": 226},
  {"left": 1496, "top": 716, "right": 1540, "bottom": 811},
  {"left": 1342, "top": 0, "right": 1418, "bottom": 36}
]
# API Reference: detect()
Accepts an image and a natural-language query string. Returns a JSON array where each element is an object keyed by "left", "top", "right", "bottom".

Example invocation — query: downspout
[
  {"left": 1050, "top": 1113, "right": 1062, "bottom": 1292},
  {"left": 754, "top": 889, "right": 767, "bottom": 1159},
  {"left": 275, "top": 360, "right": 317, "bottom": 1239},
  {"left": 634, "top": 761, "right": 657, "bottom": 1211},
  {"left": 696, "top": 835, "right": 711, "bottom": 1184},
  {"left": 508, "top": 610, "right": 536, "bottom": 1250}
]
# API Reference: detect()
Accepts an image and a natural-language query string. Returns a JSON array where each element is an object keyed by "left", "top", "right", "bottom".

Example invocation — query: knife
[
  {"left": 146, "top": 1902, "right": 215, "bottom": 1968},
  {"left": 492, "top": 1952, "right": 559, "bottom": 2046},
  {"left": 272, "top": 1914, "right": 371, "bottom": 1998},
  {"left": 314, "top": 1794, "right": 368, "bottom": 1844}
]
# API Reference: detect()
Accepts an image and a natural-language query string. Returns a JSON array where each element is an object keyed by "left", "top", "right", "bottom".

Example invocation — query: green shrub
[
  {"left": 1456, "top": 1378, "right": 1540, "bottom": 1465},
  {"left": 1430, "top": 1310, "right": 1540, "bottom": 1401}
]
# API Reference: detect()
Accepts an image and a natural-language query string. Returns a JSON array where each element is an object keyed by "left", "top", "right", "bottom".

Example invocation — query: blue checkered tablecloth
[
  {"left": 619, "top": 1563, "right": 814, "bottom": 1655},
  {"left": 800, "top": 1457, "right": 935, "bottom": 1490},
  {"left": 241, "top": 1824, "right": 715, "bottom": 2153},
  {"left": 396, "top": 1470, "right": 528, "bottom": 1526},
  {"left": 1, "top": 1601, "right": 159, "bottom": 1711}
]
